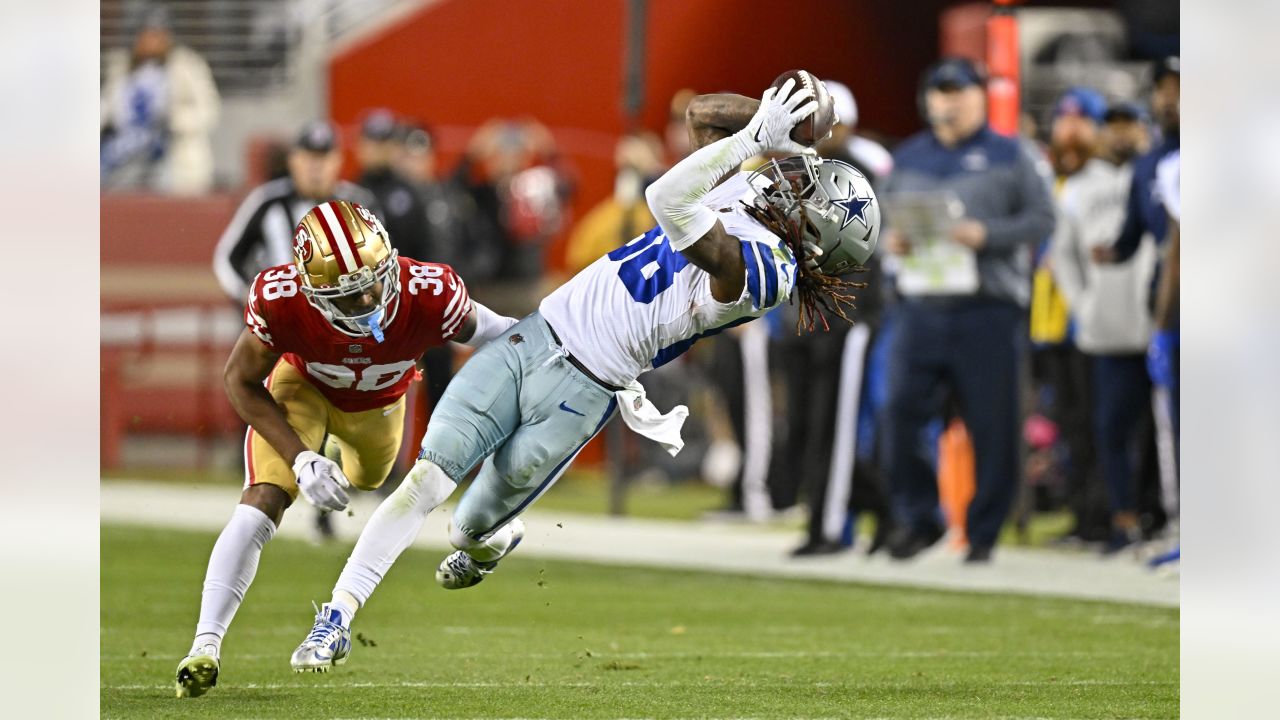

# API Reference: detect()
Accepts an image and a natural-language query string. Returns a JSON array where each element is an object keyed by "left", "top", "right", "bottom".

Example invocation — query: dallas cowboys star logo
[{"left": 832, "top": 185, "right": 872, "bottom": 231}]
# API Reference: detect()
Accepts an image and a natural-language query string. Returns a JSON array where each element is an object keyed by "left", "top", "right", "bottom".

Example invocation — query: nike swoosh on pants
[{"left": 558, "top": 401, "right": 585, "bottom": 416}]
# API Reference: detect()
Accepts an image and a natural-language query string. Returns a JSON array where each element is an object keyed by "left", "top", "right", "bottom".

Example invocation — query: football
[{"left": 770, "top": 69, "right": 835, "bottom": 146}]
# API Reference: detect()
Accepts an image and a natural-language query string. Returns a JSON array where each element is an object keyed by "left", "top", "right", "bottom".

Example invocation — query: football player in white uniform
[{"left": 290, "top": 77, "right": 881, "bottom": 670}]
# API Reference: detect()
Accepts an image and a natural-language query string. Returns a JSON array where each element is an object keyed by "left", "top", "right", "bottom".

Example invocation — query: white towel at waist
[{"left": 614, "top": 381, "right": 688, "bottom": 457}]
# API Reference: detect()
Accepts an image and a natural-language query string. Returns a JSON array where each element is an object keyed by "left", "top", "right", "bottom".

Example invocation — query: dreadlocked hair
[{"left": 741, "top": 200, "right": 867, "bottom": 334}]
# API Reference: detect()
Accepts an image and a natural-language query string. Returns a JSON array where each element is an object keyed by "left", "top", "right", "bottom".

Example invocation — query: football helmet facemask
[
  {"left": 746, "top": 154, "right": 880, "bottom": 274},
  {"left": 292, "top": 200, "right": 400, "bottom": 342}
]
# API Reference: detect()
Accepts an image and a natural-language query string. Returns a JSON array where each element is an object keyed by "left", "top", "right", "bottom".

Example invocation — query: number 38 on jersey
[{"left": 242, "top": 256, "right": 470, "bottom": 414}]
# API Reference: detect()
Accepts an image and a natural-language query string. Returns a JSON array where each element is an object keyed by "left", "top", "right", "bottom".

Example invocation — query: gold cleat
[{"left": 175, "top": 648, "right": 220, "bottom": 698}]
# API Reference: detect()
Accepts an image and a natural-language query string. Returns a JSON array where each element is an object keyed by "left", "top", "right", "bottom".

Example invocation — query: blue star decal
[{"left": 833, "top": 190, "right": 871, "bottom": 231}]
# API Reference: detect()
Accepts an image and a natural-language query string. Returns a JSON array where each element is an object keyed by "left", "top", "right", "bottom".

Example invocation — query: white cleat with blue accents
[
  {"left": 290, "top": 603, "right": 352, "bottom": 672},
  {"left": 436, "top": 519, "right": 525, "bottom": 590}
]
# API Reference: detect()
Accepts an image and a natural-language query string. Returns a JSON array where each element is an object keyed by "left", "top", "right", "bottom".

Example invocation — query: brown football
[{"left": 770, "top": 69, "right": 835, "bottom": 146}]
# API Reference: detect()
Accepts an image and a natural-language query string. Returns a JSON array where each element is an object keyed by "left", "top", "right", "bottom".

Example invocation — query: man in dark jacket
[
  {"left": 355, "top": 109, "right": 431, "bottom": 262},
  {"left": 879, "top": 58, "right": 1056, "bottom": 563}
]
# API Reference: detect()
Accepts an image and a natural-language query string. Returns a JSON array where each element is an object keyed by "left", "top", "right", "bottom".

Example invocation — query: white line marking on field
[
  {"left": 105, "top": 678, "right": 1176, "bottom": 691},
  {"left": 102, "top": 648, "right": 1132, "bottom": 663},
  {"left": 318, "top": 716, "right": 1145, "bottom": 720}
]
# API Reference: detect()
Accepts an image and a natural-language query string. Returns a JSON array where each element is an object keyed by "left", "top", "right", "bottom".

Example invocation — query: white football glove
[
  {"left": 739, "top": 78, "right": 819, "bottom": 156},
  {"left": 292, "top": 450, "right": 351, "bottom": 512}
]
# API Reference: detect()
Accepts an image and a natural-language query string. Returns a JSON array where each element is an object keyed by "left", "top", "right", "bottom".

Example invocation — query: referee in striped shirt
[{"left": 213, "top": 120, "right": 380, "bottom": 303}]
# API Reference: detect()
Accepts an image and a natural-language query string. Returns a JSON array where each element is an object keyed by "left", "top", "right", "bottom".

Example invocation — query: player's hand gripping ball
[{"left": 770, "top": 70, "right": 835, "bottom": 146}]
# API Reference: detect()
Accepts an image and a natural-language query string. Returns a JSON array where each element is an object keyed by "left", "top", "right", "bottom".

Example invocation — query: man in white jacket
[
  {"left": 100, "top": 7, "right": 220, "bottom": 195},
  {"left": 1050, "top": 100, "right": 1155, "bottom": 551}
]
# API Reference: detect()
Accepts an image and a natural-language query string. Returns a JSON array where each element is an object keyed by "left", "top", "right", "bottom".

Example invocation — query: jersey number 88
[{"left": 609, "top": 228, "right": 691, "bottom": 304}]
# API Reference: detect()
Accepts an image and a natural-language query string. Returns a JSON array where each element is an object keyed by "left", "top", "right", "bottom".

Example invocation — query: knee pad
[
  {"left": 448, "top": 519, "right": 518, "bottom": 563},
  {"left": 448, "top": 521, "right": 482, "bottom": 552}
]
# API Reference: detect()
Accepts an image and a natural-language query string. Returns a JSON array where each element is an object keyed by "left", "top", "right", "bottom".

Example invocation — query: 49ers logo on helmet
[
  {"left": 293, "top": 224, "right": 315, "bottom": 262},
  {"left": 354, "top": 203, "right": 387, "bottom": 237}
]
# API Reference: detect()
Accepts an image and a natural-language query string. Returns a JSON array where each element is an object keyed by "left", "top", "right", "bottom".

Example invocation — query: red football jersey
[{"left": 244, "top": 256, "right": 470, "bottom": 412}]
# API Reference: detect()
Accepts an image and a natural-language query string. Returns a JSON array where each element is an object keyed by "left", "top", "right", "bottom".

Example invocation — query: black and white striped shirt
[{"left": 212, "top": 177, "right": 380, "bottom": 302}]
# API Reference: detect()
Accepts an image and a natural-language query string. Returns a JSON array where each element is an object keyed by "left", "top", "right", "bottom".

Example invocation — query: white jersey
[{"left": 540, "top": 173, "right": 796, "bottom": 387}]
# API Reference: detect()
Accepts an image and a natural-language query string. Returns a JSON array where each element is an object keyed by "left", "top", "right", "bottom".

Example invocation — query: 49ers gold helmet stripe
[
  {"left": 315, "top": 200, "right": 363, "bottom": 274},
  {"left": 335, "top": 201, "right": 369, "bottom": 269}
]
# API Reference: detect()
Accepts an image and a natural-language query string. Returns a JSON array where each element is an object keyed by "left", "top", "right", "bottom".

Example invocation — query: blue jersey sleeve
[{"left": 738, "top": 235, "right": 796, "bottom": 311}]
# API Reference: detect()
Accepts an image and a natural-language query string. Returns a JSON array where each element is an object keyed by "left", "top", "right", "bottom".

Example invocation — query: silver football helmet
[{"left": 746, "top": 154, "right": 880, "bottom": 274}]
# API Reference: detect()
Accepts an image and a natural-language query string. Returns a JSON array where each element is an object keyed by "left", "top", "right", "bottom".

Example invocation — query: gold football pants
[{"left": 243, "top": 361, "right": 405, "bottom": 499}]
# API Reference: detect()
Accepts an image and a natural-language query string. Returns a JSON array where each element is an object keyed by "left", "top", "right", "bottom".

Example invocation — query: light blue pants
[{"left": 420, "top": 312, "right": 617, "bottom": 541}]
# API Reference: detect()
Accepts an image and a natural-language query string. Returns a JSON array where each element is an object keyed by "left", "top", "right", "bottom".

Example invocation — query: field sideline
[{"left": 102, "top": 480, "right": 1179, "bottom": 607}]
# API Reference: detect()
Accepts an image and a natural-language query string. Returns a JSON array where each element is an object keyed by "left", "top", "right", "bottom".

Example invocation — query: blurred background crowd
[{"left": 100, "top": 0, "right": 1178, "bottom": 565}]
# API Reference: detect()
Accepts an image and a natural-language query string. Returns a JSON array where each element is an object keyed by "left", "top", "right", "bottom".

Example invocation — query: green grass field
[{"left": 102, "top": 524, "right": 1178, "bottom": 719}]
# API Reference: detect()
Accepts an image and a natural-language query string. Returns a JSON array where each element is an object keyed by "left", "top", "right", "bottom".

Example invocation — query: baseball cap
[
  {"left": 1103, "top": 100, "right": 1145, "bottom": 123},
  {"left": 398, "top": 123, "right": 434, "bottom": 154},
  {"left": 1153, "top": 55, "right": 1180, "bottom": 84},
  {"left": 925, "top": 58, "right": 984, "bottom": 90},
  {"left": 295, "top": 120, "right": 339, "bottom": 153},
  {"left": 823, "top": 79, "right": 858, "bottom": 127},
  {"left": 1052, "top": 87, "right": 1107, "bottom": 124},
  {"left": 360, "top": 109, "right": 398, "bottom": 142},
  {"left": 136, "top": 5, "right": 172, "bottom": 33}
]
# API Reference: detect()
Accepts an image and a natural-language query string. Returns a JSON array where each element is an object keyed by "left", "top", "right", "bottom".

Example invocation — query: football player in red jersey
[{"left": 176, "top": 200, "right": 516, "bottom": 698}]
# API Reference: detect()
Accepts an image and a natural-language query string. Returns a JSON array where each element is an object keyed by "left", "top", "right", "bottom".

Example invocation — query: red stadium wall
[
  {"left": 328, "top": 0, "right": 953, "bottom": 269},
  {"left": 101, "top": 194, "right": 246, "bottom": 467}
]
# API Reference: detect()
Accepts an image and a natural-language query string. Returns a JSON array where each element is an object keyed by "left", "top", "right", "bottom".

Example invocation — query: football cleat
[
  {"left": 436, "top": 551, "right": 498, "bottom": 589},
  {"left": 175, "top": 643, "right": 220, "bottom": 698},
  {"left": 436, "top": 519, "right": 525, "bottom": 590},
  {"left": 290, "top": 603, "right": 352, "bottom": 673}
]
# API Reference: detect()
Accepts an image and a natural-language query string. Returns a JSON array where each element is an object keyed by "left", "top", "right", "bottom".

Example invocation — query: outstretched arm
[
  {"left": 647, "top": 81, "right": 814, "bottom": 302},
  {"left": 677, "top": 93, "right": 766, "bottom": 288},
  {"left": 685, "top": 93, "right": 759, "bottom": 151}
]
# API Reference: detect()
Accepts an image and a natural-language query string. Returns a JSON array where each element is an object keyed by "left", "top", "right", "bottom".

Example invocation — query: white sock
[
  {"left": 333, "top": 461, "right": 456, "bottom": 610},
  {"left": 329, "top": 589, "right": 359, "bottom": 627},
  {"left": 193, "top": 504, "right": 276, "bottom": 651},
  {"left": 190, "top": 632, "right": 221, "bottom": 657}
]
